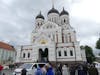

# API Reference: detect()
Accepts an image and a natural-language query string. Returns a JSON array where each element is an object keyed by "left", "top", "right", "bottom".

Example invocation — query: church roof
[
  {"left": 36, "top": 12, "right": 44, "bottom": 19},
  {"left": 0, "top": 41, "right": 15, "bottom": 51},
  {"left": 60, "top": 8, "right": 69, "bottom": 16},
  {"left": 48, "top": 7, "right": 59, "bottom": 15}
]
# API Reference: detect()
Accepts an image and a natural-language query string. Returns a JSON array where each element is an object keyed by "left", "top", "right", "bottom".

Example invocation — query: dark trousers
[{"left": 70, "top": 71, "right": 75, "bottom": 75}]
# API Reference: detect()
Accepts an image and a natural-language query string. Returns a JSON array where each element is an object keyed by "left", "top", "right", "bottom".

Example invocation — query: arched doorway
[{"left": 39, "top": 48, "right": 48, "bottom": 62}]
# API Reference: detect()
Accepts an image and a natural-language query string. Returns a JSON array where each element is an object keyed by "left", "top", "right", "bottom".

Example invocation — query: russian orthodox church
[{"left": 16, "top": 7, "right": 86, "bottom": 64}]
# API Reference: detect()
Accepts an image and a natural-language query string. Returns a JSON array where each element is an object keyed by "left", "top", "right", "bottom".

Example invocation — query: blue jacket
[
  {"left": 35, "top": 67, "right": 42, "bottom": 75},
  {"left": 46, "top": 67, "right": 54, "bottom": 75}
]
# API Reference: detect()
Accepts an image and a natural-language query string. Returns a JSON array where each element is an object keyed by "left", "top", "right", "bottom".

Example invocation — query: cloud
[
  {"left": 70, "top": 17, "right": 100, "bottom": 46},
  {"left": 70, "top": 0, "right": 100, "bottom": 23},
  {"left": 0, "top": 0, "right": 100, "bottom": 48}
]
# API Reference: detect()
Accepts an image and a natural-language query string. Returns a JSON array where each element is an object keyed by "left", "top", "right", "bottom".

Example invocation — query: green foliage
[
  {"left": 81, "top": 45, "right": 95, "bottom": 64},
  {"left": 96, "top": 38, "right": 100, "bottom": 49}
]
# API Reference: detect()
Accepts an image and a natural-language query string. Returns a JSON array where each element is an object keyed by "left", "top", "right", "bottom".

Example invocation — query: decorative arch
[
  {"left": 23, "top": 53, "right": 25, "bottom": 58},
  {"left": 38, "top": 48, "right": 48, "bottom": 62}
]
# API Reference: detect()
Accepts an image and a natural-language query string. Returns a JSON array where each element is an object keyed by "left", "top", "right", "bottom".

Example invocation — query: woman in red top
[{"left": 0, "top": 65, "right": 3, "bottom": 75}]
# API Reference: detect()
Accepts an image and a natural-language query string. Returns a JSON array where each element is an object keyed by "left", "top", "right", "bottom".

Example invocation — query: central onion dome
[
  {"left": 36, "top": 11, "right": 44, "bottom": 19},
  {"left": 48, "top": 7, "right": 59, "bottom": 15},
  {"left": 60, "top": 8, "right": 69, "bottom": 16}
]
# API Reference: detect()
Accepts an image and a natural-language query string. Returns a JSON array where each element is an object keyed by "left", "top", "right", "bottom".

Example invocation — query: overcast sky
[{"left": 0, "top": 0, "right": 100, "bottom": 48}]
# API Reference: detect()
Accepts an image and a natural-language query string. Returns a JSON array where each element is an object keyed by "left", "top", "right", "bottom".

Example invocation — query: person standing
[
  {"left": 21, "top": 68, "right": 27, "bottom": 75},
  {"left": 77, "top": 64, "right": 85, "bottom": 75},
  {"left": 83, "top": 64, "right": 88, "bottom": 75},
  {"left": 88, "top": 64, "right": 99, "bottom": 75},
  {"left": 0, "top": 65, "right": 3, "bottom": 75},
  {"left": 62, "top": 65, "right": 69, "bottom": 75},
  {"left": 41, "top": 66, "right": 47, "bottom": 75},
  {"left": 69, "top": 64, "right": 76, "bottom": 75},
  {"left": 45, "top": 63, "right": 54, "bottom": 75},
  {"left": 56, "top": 67, "right": 61, "bottom": 75},
  {"left": 35, "top": 66, "right": 43, "bottom": 75},
  {"left": 56, "top": 64, "right": 62, "bottom": 75}
]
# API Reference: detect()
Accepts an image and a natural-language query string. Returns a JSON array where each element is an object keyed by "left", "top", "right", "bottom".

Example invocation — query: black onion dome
[
  {"left": 60, "top": 8, "right": 69, "bottom": 16},
  {"left": 36, "top": 12, "right": 44, "bottom": 19},
  {"left": 48, "top": 7, "right": 59, "bottom": 15}
]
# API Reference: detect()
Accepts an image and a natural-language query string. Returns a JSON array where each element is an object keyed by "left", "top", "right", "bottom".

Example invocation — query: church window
[
  {"left": 68, "top": 33, "right": 71, "bottom": 42},
  {"left": 37, "top": 23, "right": 39, "bottom": 26},
  {"left": 62, "top": 33, "right": 64, "bottom": 43},
  {"left": 54, "top": 17, "right": 56, "bottom": 23},
  {"left": 56, "top": 33, "right": 58, "bottom": 43},
  {"left": 70, "top": 50, "right": 73, "bottom": 56},
  {"left": 53, "top": 18, "right": 54, "bottom": 22},
  {"left": 23, "top": 53, "right": 25, "bottom": 58},
  {"left": 64, "top": 51, "right": 67, "bottom": 56},
  {"left": 28, "top": 53, "right": 30, "bottom": 58},
  {"left": 64, "top": 19, "right": 66, "bottom": 23},
  {"left": 69, "top": 35, "right": 71, "bottom": 42},
  {"left": 58, "top": 51, "right": 61, "bottom": 57}
]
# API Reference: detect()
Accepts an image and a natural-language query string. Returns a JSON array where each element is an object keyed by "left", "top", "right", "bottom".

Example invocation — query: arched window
[
  {"left": 23, "top": 53, "right": 25, "bottom": 58},
  {"left": 64, "top": 51, "right": 67, "bottom": 56},
  {"left": 62, "top": 33, "right": 64, "bottom": 43},
  {"left": 64, "top": 19, "right": 66, "bottom": 23},
  {"left": 68, "top": 33, "right": 71, "bottom": 42},
  {"left": 28, "top": 53, "right": 30, "bottom": 58},
  {"left": 37, "top": 23, "right": 39, "bottom": 26},
  {"left": 58, "top": 51, "right": 61, "bottom": 57},
  {"left": 70, "top": 50, "right": 73, "bottom": 56}
]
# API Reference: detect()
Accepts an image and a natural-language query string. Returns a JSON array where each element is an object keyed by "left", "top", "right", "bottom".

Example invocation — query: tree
[
  {"left": 96, "top": 38, "right": 100, "bottom": 49},
  {"left": 81, "top": 45, "right": 95, "bottom": 64}
]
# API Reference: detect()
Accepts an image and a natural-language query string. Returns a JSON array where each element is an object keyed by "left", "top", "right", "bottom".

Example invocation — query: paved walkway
[
  {"left": 2, "top": 69, "right": 14, "bottom": 75},
  {"left": 1, "top": 69, "right": 100, "bottom": 75}
]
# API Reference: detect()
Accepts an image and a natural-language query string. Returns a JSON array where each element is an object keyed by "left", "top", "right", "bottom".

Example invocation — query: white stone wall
[{"left": 81, "top": 49, "right": 87, "bottom": 61}]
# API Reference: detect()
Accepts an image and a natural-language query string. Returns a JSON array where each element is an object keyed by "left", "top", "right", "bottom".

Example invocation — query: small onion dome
[
  {"left": 60, "top": 8, "right": 69, "bottom": 16},
  {"left": 48, "top": 7, "right": 59, "bottom": 15},
  {"left": 36, "top": 11, "right": 44, "bottom": 19}
]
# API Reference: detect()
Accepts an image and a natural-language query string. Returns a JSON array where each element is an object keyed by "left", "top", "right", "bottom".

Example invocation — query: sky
[{"left": 0, "top": 0, "right": 100, "bottom": 48}]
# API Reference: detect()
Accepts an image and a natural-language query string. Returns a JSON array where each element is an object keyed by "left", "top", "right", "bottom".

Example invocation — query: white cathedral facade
[{"left": 16, "top": 7, "right": 86, "bottom": 64}]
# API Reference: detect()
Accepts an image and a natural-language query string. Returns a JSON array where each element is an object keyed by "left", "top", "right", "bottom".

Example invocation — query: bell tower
[{"left": 35, "top": 11, "right": 45, "bottom": 29}]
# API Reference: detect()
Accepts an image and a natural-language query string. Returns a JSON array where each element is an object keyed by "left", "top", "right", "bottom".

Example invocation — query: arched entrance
[{"left": 39, "top": 48, "right": 48, "bottom": 62}]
